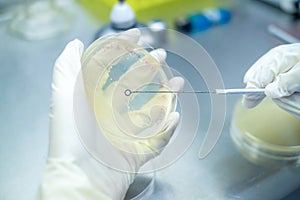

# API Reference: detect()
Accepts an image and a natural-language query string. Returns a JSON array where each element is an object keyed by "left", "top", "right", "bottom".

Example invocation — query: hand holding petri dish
[{"left": 81, "top": 30, "right": 177, "bottom": 153}]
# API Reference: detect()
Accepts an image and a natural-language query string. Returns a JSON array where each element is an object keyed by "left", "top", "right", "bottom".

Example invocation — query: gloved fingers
[
  {"left": 168, "top": 76, "right": 184, "bottom": 92},
  {"left": 50, "top": 39, "right": 85, "bottom": 158},
  {"left": 243, "top": 47, "right": 278, "bottom": 86},
  {"left": 242, "top": 44, "right": 300, "bottom": 108},
  {"left": 244, "top": 44, "right": 300, "bottom": 87},
  {"left": 243, "top": 54, "right": 269, "bottom": 86},
  {"left": 116, "top": 28, "right": 141, "bottom": 44},
  {"left": 242, "top": 94, "right": 265, "bottom": 108},
  {"left": 57, "top": 38, "right": 84, "bottom": 59},
  {"left": 112, "top": 49, "right": 167, "bottom": 93},
  {"left": 243, "top": 49, "right": 278, "bottom": 87},
  {"left": 55, "top": 39, "right": 84, "bottom": 72},
  {"left": 52, "top": 39, "right": 84, "bottom": 93},
  {"left": 133, "top": 78, "right": 183, "bottom": 153},
  {"left": 265, "top": 61, "right": 300, "bottom": 98},
  {"left": 113, "top": 50, "right": 168, "bottom": 103},
  {"left": 116, "top": 63, "right": 161, "bottom": 92},
  {"left": 258, "top": 57, "right": 278, "bottom": 87},
  {"left": 260, "top": 44, "right": 300, "bottom": 84},
  {"left": 149, "top": 48, "right": 166, "bottom": 64},
  {"left": 272, "top": 93, "right": 300, "bottom": 120},
  {"left": 242, "top": 82, "right": 266, "bottom": 108},
  {"left": 168, "top": 76, "right": 185, "bottom": 101},
  {"left": 150, "top": 49, "right": 185, "bottom": 92},
  {"left": 146, "top": 112, "right": 180, "bottom": 154}
]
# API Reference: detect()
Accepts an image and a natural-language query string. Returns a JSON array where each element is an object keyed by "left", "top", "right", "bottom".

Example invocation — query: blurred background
[{"left": 1, "top": 0, "right": 300, "bottom": 199}]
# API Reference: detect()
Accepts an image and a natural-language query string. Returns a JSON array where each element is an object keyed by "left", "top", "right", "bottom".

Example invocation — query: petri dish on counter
[
  {"left": 124, "top": 172, "right": 155, "bottom": 200},
  {"left": 230, "top": 97, "right": 300, "bottom": 168}
]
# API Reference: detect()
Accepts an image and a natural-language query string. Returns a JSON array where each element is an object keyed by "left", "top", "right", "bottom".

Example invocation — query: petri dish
[
  {"left": 124, "top": 172, "right": 155, "bottom": 200},
  {"left": 81, "top": 34, "right": 176, "bottom": 151},
  {"left": 230, "top": 98, "right": 300, "bottom": 168},
  {"left": 80, "top": 34, "right": 175, "bottom": 199},
  {"left": 8, "top": 1, "right": 72, "bottom": 40}
]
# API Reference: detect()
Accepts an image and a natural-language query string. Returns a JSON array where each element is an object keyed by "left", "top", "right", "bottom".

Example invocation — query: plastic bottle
[
  {"left": 175, "top": 8, "right": 231, "bottom": 33},
  {"left": 94, "top": 0, "right": 145, "bottom": 40}
]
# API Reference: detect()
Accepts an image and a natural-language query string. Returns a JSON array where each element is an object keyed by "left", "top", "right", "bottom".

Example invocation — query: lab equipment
[
  {"left": 258, "top": 0, "right": 300, "bottom": 14},
  {"left": 175, "top": 8, "right": 231, "bottom": 33},
  {"left": 216, "top": 88, "right": 274, "bottom": 94},
  {"left": 79, "top": 0, "right": 222, "bottom": 28},
  {"left": 40, "top": 35, "right": 182, "bottom": 199},
  {"left": 77, "top": 28, "right": 183, "bottom": 199},
  {"left": 124, "top": 172, "right": 155, "bottom": 200},
  {"left": 231, "top": 97, "right": 300, "bottom": 168},
  {"left": 94, "top": 0, "right": 145, "bottom": 39},
  {"left": 243, "top": 43, "right": 300, "bottom": 119},
  {"left": 81, "top": 29, "right": 176, "bottom": 146},
  {"left": 216, "top": 88, "right": 300, "bottom": 94},
  {"left": 0, "top": 1, "right": 15, "bottom": 22},
  {"left": 125, "top": 88, "right": 300, "bottom": 95},
  {"left": 8, "top": 0, "right": 72, "bottom": 40},
  {"left": 77, "top": 28, "right": 205, "bottom": 174},
  {"left": 268, "top": 24, "right": 300, "bottom": 44}
]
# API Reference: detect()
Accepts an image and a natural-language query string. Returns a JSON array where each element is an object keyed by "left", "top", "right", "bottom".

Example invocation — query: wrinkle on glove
[
  {"left": 38, "top": 155, "right": 134, "bottom": 200},
  {"left": 242, "top": 43, "right": 300, "bottom": 119},
  {"left": 37, "top": 158, "right": 110, "bottom": 200},
  {"left": 49, "top": 39, "right": 84, "bottom": 158},
  {"left": 39, "top": 29, "right": 184, "bottom": 200},
  {"left": 40, "top": 38, "right": 131, "bottom": 200}
]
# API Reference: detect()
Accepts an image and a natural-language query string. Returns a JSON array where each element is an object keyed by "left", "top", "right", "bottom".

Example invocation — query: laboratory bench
[{"left": 1, "top": 0, "right": 300, "bottom": 199}]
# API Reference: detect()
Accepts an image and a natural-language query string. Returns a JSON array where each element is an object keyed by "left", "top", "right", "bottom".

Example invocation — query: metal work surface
[{"left": 1, "top": 0, "right": 300, "bottom": 199}]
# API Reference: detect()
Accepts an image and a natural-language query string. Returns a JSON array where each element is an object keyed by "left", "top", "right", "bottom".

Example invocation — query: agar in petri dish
[
  {"left": 80, "top": 33, "right": 176, "bottom": 200},
  {"left": 230, "top": 97, "right": 300, "bottom": 168},
  {"left": 81, "top": 34, "right": 176, "bottom": 152}
]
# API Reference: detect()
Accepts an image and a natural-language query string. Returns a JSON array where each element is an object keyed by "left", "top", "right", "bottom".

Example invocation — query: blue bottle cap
[
  {"left": 189, "top": 14, "right": 212, "bottom": 33},
  {"left": 218, "top": 8, "right": 231, "bottom": 24}
]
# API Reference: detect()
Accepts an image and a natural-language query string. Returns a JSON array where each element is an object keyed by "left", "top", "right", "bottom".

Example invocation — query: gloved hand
[
  {"left": 242, "top": 43, "right": 300, "bottom": 119},
  {"left": 38, "top": 29, "right": 184, "bottom": 200}
]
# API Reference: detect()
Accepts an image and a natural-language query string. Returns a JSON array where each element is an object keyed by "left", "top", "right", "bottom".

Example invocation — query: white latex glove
[
  {"left": 242, "top": 43, "right": 300, "bottom": 119},
  {"left": 38, "top": 29, "right": 184, "bottom": 200}
]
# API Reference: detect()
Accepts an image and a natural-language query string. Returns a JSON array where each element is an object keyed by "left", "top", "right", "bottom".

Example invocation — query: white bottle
[{"left": 94, "top": 0, "right": 145, "bottom": 39}]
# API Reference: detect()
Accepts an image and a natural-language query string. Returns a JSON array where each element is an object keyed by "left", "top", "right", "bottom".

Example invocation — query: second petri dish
[
  {"left": 124, "top": 172, "right": 155, "bottom": 200},
  {"left": 230, "top": 98, "right": 300, "bottom": 168}
]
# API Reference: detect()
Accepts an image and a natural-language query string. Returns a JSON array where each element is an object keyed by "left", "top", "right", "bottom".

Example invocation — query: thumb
[
  {"left": 49, "top": 39, "right": 85, "bottom": 158},
  {"left": 52, "top": 39, "right": 84, "bottom": 94}
]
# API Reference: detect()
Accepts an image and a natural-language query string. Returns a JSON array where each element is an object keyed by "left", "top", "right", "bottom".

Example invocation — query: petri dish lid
[
  {"left": 124, "top": 172, "right": 155, "bottom": 200},
  {"left": 79, "top": 33, "right": 177, "bottom": 164}
]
